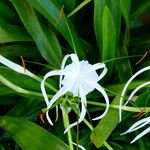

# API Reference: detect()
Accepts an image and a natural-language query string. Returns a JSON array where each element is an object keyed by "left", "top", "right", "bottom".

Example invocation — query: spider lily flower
[
  {"left": 121, "top": 116, "right": 150, "bottom": 143},
  {"left": 119, "top": 66, "right": 150, "bottom": 122},
  {"left": 41, "top": 54, "right": 109, "bottom": 133}
]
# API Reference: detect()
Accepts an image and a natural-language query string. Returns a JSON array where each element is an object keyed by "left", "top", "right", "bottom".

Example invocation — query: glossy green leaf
[
  {"left": 0, "top": 1, "right": 17, "bottom": 23},
  {"left": 62, "top": 0, "right": 76, "bottom": 12},
  {"left": 116, "top": 0, "right": 132, "bottom": 82},
  {"left": 94, "top": 0, "right": 121, "bottom": 48},
  {"left": 7, "top": 98, "right": 43, "bottom": 120},
  {"left": 0, "top": 82, "right": 15, "bottom": 96},
  {"left": 91, "top": 95, "right": 120, "bottom": 148},
  {"left": 0, "top": 45, "right": 42, "bottom": 60},
  {"left": 52, "top": 0, "right": 76, "bottom": 13},
  {"left": 0, "top": 22, "right": 32, "bottom": 43},
  {"left": 94, "top": 0, "right": 121, "bottom": 76},
  {"left": 102, "top": 6, "right": 116, "bottom": 73},
  {"left": 11, "top": 0, "right": 62, "bottom": 68},
  {"left": 0, "top": 67, "right": 41, "bottom": 92},
  {"left": 26, "top": 0, "right": 85, "bottom": 58},
  {"left": 120, "top": 0, "right": 131, "bottom": 25},
  {"left": 0, "top": 116, "right": 69, "bottom": 150}
]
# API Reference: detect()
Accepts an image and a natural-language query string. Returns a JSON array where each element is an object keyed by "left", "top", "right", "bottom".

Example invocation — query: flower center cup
[{"left": 61, "top": 60, "right": 99, "bottom": 96}]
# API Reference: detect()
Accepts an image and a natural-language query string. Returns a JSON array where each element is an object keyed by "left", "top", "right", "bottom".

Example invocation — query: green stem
[
  {"left": 103, "top": 141, "right": 114, "bottom": 150},
  {"left": 67, "top": 0, "right": 92, "bottom": 18},
  {"left": 61, "top": 105, "right": 74, "bottom": 150},
  {"left": 87, "top": 101, "right": 150, "bottom": 112}
]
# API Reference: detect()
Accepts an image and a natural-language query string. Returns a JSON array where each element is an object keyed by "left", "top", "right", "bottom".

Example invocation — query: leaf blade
[{"left": 0, "top": 116, "right": 69, "bottom": 150}]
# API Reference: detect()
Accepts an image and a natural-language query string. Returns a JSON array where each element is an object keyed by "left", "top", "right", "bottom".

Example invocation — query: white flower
[
  {"left": 122, "top": 117, "right": 150, "bottom": 143},
  {"left": 41, "top": 54, "right": 109, "bottom": 133},
  {"left": 119, "top": 66, "right": 150, "bottom": 122}
]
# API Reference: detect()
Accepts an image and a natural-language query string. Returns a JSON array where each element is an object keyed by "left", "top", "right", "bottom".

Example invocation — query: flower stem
[
  {"left": 103, "top": 141, "right": 114, "bottom": 150},
  {"left": 61, "top": 105, "right": 74, "bottom": 150},
  {"left": 87, "top": 101, "right": 150, "bottom": 112}
]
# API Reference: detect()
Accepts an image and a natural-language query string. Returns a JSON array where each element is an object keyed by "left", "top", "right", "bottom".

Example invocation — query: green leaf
[
  {"left": 0, "top": 21, "right": 32, "bottom": 43},
  {"left": 116, "top": 1, "right": 132, "bottom": 82},
  {"left": 102, "top": 6, "right": 116, "bottom": 73},
  {"left": 116, "top": 46, "right": 133, "bottom": 82},
  {"left": 0, "top": 96, "right": 17, "bottom": 105},
  {"left": 0, "top": 1, "right": 17, "bottom": 23},
  {"left": 0, "top": 82, "right": 15, "bottom": 96},
  {"left": 0, "top": 45, "right": 42, "bottom": 60},
  {"left": 11, "top": 0, "right": 62, "bottom": 68},
  {"left": 94, "top": 0, "right": 121, "bottom": 75},
  {"left": 120, "top": 0, "right": 131, "bottom": 25},
  {"left": 0, "top": 116, "right": 69, "bottom": 150},
  {"left": 132, "top": 0, "right": 150, "bottom": 17},
  {"left": 90, "top": 95, "right": 120, "bottom": 148},
  {"left": 0, "top": 67, "right": 41, "bottom": 92},
  {"left": 26, "top": 0, "right": 85, "bottom": 58},
  {"left": 7, "top": 98, "right": 43, "bottom": 120},
  {"left": 94, "top": 0, "right": 121, "bottom": 48}
]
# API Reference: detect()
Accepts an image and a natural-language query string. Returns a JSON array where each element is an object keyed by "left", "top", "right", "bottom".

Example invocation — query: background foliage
[{"left": 0, "top": 0, "right": 150, "bottom": 149}]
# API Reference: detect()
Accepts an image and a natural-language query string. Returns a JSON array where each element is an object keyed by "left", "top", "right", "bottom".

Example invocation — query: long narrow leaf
[
  {"left": 91, "top": 95, "right": 120, "bottom": 148},
  {"left": 26, "top": 0, "right": 85, "bottom": 58},
  {"left": 0, "top": 116, "right": 69, "bottom": 150},
  {"left": 11, "top": 0, "right": 62, "bottom": 68}
]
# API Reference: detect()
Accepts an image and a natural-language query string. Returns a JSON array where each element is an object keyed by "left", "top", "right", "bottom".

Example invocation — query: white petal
[
  {"left": 122, "top": 122, "right": 148, "bottom": 135},
  {"left": 131, "top": 126, "right": 150, "bottom": 143},
  {"left": 126, "top": 81, "right": 150, "bottom": 103},
  {"left": 59, "top": 54, "right": 70, "bottom": 88},
  {"left": 92, "top": 84, "right": 109, "bottom": 120},
  {"left": 72, "top": 142, "right": 86, "bottom": 150},
  {"left": 119, "top": 66, "right": 150, "bottom": 122},
  {"left": 41, "top": 70, "right": 61, "bottom": 106},
  {"left": 46, "top": 111, "right": 53, "bottom": 125},
  {"left": 64, "top": 86, "right": 87, "bottom": 133},
  {"left": 0, "top": 55, "right": 35, "bottom": 78},
  {"left": 47, "top": 86, "right": 69, "bottom": 110},
  {"left": 122, "top": 117, "right": 150, "bottom": 134},
  {"left": 98, "top": 67, "right": 108, "bottom": 81},
  {"left": 90, "top": 63, "right": 106, "bottom": 71}
]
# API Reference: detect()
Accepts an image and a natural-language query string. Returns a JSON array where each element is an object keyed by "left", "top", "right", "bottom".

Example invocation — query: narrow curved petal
[
  {"left": 41, "top": 70, "right": 61, "bottom": 106},
  {"left": 126, "top": 81, "right": 150, "bottom": 104},
  {"left": 122, "top": 122, "right": 148, "bottom": 135},
  {"left": 88, "top": 63, "right": 107, "bottom": 81},
  {"left": 0, "top": 55, "right": 35, "bottom": 78},
  {"left": 98, "top": 67, "right": 108, "bottom": 81},
  {"left": 46, "top": 111, "right": 53, "bottom": 125},
  {"left": 119, "top": 66, "right": 150, "bottom": 122},
  {"left": 92, "top": 84, "right": 109, "bottom": 120},
  {"left": 47, "top": 86, "right": 69, "bottom": 110},
  {"left": 59, "top": 54, "right": 70, "bottom": 88},
  {"left": 59, "top": 54, "right": 80, "bottom": 88},
  {"left": 123, "top": 117, "right": 150, "bottom": 134},
  {"left": 64, "top": 86, "right": 87, "bottom": 133},
  {"left": 72, "top": 142, "right": 86, "bottom": 150},
  {"left": 131, "top": 126, "right": 150, "bottom": 143},
  {"left": 89, "top": 63, "right": 105, "bottom": 71}
]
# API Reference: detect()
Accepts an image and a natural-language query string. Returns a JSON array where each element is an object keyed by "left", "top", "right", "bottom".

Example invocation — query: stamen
[
  {"left": 55, "top": 5, "right": 64, "bottom": 26},
  {"left": 20, "top": 56, "right": 26, "bottom": 73},
  {"left": 135, "top": 51, "right": 148, "bottom": 65}
]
